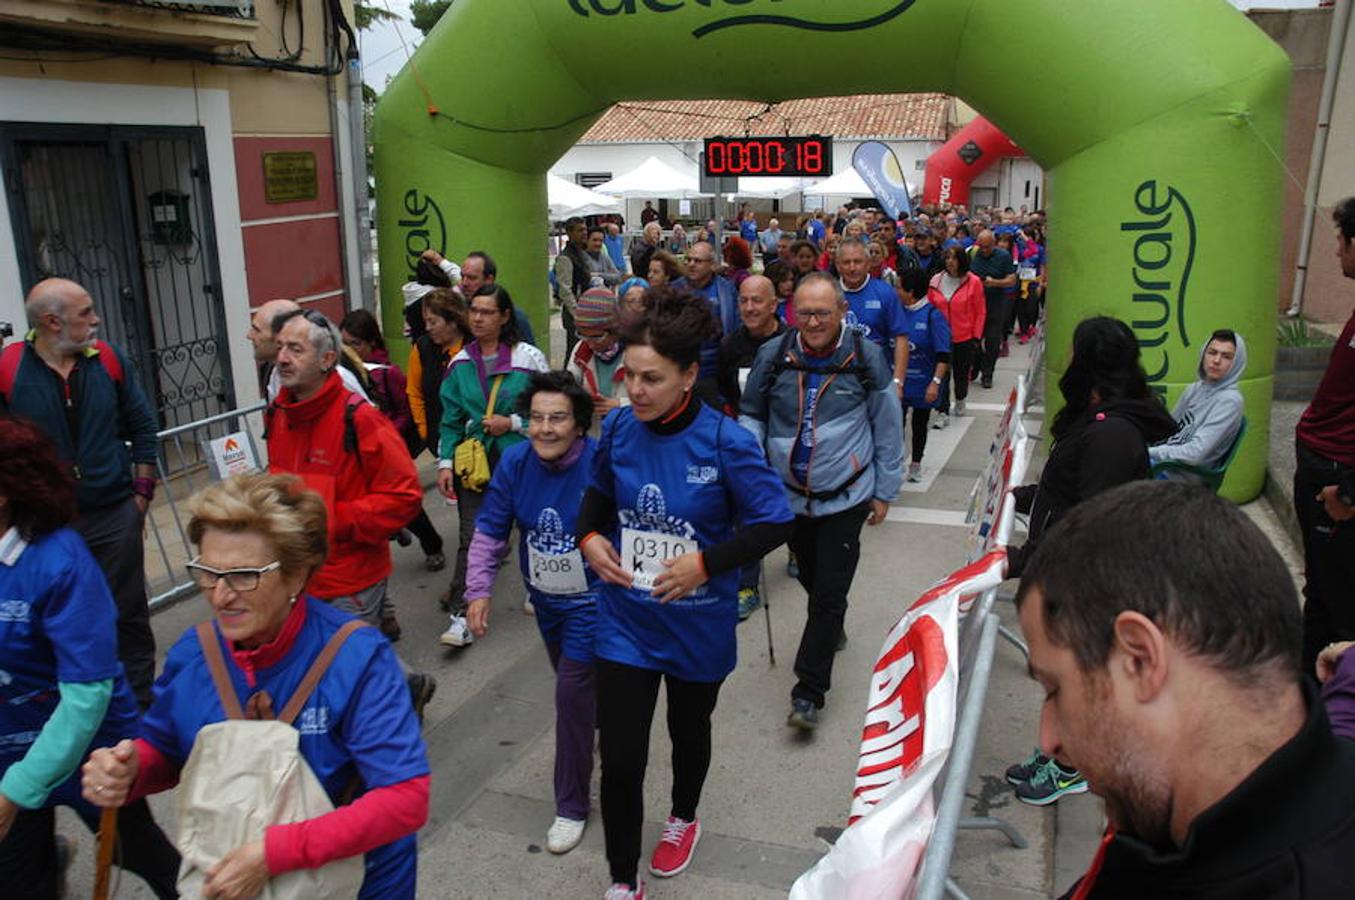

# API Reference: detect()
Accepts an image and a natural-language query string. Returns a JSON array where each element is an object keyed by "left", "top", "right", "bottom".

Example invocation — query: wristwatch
[
  {"left": 891, "top": 377, "right": 902, "bottom": 386},
  {"left": 931, "top": 376, "right": 943, "bottom": 385}
]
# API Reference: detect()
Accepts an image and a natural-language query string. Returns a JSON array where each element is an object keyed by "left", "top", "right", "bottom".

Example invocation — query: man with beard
[
  {"left": 0, "top": 279, "right": 160, "bottom": 707},
  {"left": 1017, "top": 480, "right": 1355, "bottom": 899}
]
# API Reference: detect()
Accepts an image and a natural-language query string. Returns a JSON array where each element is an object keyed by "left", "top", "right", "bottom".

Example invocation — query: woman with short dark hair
[{"left": 462, "top": 370, "right": 601, "bottom": 855}]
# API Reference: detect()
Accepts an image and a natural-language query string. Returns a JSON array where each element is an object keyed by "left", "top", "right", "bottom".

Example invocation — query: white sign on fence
[{"left": 209, "top": 432, "right": 260, "bottom": 479}]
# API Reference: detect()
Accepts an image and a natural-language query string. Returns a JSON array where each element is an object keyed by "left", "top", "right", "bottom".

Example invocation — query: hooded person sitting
[{"left": 1149, "top": 329, "right": 1246, "bottom": 472}]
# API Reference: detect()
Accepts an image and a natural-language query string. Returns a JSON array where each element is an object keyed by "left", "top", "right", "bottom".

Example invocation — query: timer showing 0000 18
[{"left": 702, "top": 136, "right": 833, "bottom": 178}]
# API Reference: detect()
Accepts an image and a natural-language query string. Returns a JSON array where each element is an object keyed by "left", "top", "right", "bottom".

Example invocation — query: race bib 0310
[{"left": 620, "top": 527, "right": 699, "bottom": 592}]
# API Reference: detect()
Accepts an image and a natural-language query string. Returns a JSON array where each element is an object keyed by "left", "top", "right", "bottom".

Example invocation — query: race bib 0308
[{"left": 620, "top": 527, "right": 700, "bottom": 592}]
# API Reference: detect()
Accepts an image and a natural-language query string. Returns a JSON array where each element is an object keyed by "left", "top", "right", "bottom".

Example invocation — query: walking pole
[
  {"left": 93, "top": 806, "right": 118, "bottom": 900},
  {"left": 760, "top": 560, "right": 776, "bottom": 667}
]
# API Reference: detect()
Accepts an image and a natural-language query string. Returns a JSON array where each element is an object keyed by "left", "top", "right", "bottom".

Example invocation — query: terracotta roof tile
[{"left": 580, "top": 94, "right": 950, "bottom": 143}]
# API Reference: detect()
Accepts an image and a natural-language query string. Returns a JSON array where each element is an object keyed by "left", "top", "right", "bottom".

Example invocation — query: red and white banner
[{"left": 790, "top": 550, "right": 1008, "bottom": 900}]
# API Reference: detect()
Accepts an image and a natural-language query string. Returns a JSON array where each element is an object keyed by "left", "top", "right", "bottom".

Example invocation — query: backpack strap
[
  {"left": 94, "top": 340, "right": 124, "bottom": 384},
  {"left": 195, "top": 622, "right": 246, "bottom": 721},
  {"left": 0, "top": 342, "right": 26, "bottom": 408},
  {"left": 277, "top": 619, "right": 370, "bottom": 725}
]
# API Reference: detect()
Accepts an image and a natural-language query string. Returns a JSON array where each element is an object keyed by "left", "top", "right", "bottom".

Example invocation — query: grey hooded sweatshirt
[{"left": 1149, "top": 332, "right": 1247, "bottom": 469}]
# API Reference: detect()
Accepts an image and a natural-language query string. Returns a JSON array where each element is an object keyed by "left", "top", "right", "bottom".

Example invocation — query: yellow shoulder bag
[{"left": 453, "top": 375, "right": 503, "bottom": 492}]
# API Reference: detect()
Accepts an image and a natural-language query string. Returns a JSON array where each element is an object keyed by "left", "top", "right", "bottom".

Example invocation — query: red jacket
[
  {"left": 266, "top": 372, "right": 422, "bottom": 598},
  {"left": 928, "top": 271, "right": 986, "bottom": 343}
]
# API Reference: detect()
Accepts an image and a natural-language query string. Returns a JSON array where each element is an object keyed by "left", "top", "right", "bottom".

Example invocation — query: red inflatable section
[{"left": 922, "top": 117, "right": 1024, "bottom": 207}]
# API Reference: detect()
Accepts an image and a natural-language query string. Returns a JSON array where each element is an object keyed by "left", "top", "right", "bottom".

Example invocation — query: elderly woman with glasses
[
  {"left": 83, "top": 473, "right": 430, "bottom": 900},
  {"left": 462, "top": 370, "right": 602, "bottom": 856},
  {"left": 0, "top": 418, "right": 179, "bottom": 898}
]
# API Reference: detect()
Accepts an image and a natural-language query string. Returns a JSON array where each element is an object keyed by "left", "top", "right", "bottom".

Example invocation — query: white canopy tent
[
  {"left": 547, "top": 173, "right": 620, "bottom": 219},
  {"left": 593, "top": 156, "right": 709, "bottom": 200},
  {"left": 728, "top": 176, "right": 809, "bottom": 200},
  {"left": 801, "top": 167, "right": 872, "bottom": 201}
]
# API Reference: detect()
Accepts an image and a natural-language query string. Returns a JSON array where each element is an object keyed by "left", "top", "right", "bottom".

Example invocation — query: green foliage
[
  {"left": 410, "top": 0, "right": 453, "bottom": 36},
  {"left": 1276, "top": 316, "right": 1336, "bottom": 348},
  {"left": 354, "top": 2, "right": 398, "bottom": 31}
]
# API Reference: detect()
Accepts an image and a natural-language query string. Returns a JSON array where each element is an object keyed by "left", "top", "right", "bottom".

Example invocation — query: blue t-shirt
[
  {"left": 739, "top": 219, "right": 758, "bottom": 243},
  {"left": 901, "top": 302, "right": 952, "bottom": 408},
  {"left": 808, "top": 219, "right": 826, "bottom": 246},
  {"left": 843, "top": 276, "right": 909, "bottom": 349},
  {"left": 0, "top": 528, "right": 140, "bottom": 807},
  {"left": 590, "top": 404, "right": 792, "bottom": 681},
  {"left": 685, "top": 278, "right": 727, "bottom": 381},
  {"left": 141, "top": 600, "right": 429, "bottom": 899},
  {"left": 604, "top": 233, "right": 626, "bottom": 271},
  {"left": 475, "top": 439, "right": 600, "bottom": 609}
]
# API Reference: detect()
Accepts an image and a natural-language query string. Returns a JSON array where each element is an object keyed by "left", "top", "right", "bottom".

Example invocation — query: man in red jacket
[
  {"left": 265, "top": 308, "right": 436, "bottom": 711},
  {"left": 1296, "top": 197, "right": 1355, "bottom": 673}
]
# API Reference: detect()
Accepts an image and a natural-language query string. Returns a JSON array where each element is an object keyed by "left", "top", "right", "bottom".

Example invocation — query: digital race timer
[{"left": 702, "top": 136, "right": 834, "bottom": 178}]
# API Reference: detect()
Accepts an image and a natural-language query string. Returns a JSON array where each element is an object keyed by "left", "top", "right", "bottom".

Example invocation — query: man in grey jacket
[
  {"left": 740, "top": 273, "right": 903, "bottom": 730},
  {"left": 1149, "top": 329, "right": 1246, "bottom": 473}
]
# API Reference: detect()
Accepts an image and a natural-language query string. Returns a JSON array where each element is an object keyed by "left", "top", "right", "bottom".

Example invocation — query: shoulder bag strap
[
  {"left": 195, "top": 621, "right": 245, "bottom": 720},
  {"left": 277, "top": 619, "right": 371, "bottom": 725},
  {"left": 485, "top": 374, "right": 505, "bottom": 416}
]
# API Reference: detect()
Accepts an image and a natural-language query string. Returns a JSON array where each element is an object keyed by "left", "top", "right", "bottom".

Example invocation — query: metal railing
[
  {"left": 914, "top": 340, "right": 1047, "bottom": 898},
  {"left": 145, "top": 401, "right": 267, "bottom": 612}
]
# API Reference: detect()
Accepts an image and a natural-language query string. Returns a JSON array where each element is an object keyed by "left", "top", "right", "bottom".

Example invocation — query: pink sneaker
[
  {"left": 649, "top": 816, "right": 701, "bottom": 877},
  {"left": 603, "top": 883, "right": 645, "bottom": 899}
]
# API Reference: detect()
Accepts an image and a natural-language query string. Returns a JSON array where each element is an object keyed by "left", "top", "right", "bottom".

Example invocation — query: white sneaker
[
  {"left": 955, "top": 400, "right": 967, "bottom": 416},
  {"left": 604, "top": 883, "right": 645, "bottom": 900},
  {"left": 547, "top": 816, "right": 586, "bottom": 854},
  {"left": 907, "top": 462, "right": 922, "bottom": 482},
  {"left": 439, "top": 615, "right": 474, "bottom": 647},
  {"left": 523, "top": 598, "right": 536, "bottom": 616},
  {"left": 931, "top": 412, "right": 949, "bottom": 430}
]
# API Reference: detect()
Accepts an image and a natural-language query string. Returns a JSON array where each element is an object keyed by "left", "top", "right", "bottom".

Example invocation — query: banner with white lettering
[{"left": 790, "top": 549, "right": 1008, "bottom": 899}]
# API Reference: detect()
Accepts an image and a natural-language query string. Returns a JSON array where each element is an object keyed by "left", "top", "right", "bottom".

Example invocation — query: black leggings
[
  {"left": 939, "top": 340, "right": 980, "bottom": 412},
  {"left": 406, "top": 507, "right": 443, "bottom": 557},
  {"left": 2, "top": 800, "right": 180, "bottom": 900},
  {"left": 596, "top": 658, "right": 724, "bottom": 887},
  {"left": 907, "top": 406, "right": 932, "bottom": 463}
]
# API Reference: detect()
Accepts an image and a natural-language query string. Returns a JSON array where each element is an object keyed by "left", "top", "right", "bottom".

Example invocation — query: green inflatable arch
[{"left": 373, "top": 0, "right": 1290, "bottom": 500}]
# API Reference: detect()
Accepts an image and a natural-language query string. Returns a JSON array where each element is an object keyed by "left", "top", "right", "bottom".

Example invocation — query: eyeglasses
[
  {"left": 797, "top": 309, "right": 835, "bottom": 323},
  {"left": 187, "top": 558, "right": 282, "bottom": 593},
  {"left": 528, "top": 412, "right": 574, "bottom": 426}
]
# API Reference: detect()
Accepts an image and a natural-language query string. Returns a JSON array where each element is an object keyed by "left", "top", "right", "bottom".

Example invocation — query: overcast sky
[{"left": 356, "top": 0, "right": 422, "bottom": 93}]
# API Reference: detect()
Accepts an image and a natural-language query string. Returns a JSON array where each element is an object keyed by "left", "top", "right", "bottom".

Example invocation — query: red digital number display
[{"left": 703, "top": 136, "right": 834, "bottom": 178}]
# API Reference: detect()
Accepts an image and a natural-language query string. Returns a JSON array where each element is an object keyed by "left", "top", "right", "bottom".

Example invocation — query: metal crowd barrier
[
  {"left": 914, "top": 338, "right": 1049, "bottom": 897},
  {"left": 145, "top": 401, "right": 268, "bottom": 612}
]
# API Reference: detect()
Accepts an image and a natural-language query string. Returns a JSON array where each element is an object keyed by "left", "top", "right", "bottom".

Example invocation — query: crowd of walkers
[{"left": 1, "top": 196, "right": 1353, "bottom": 900}]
